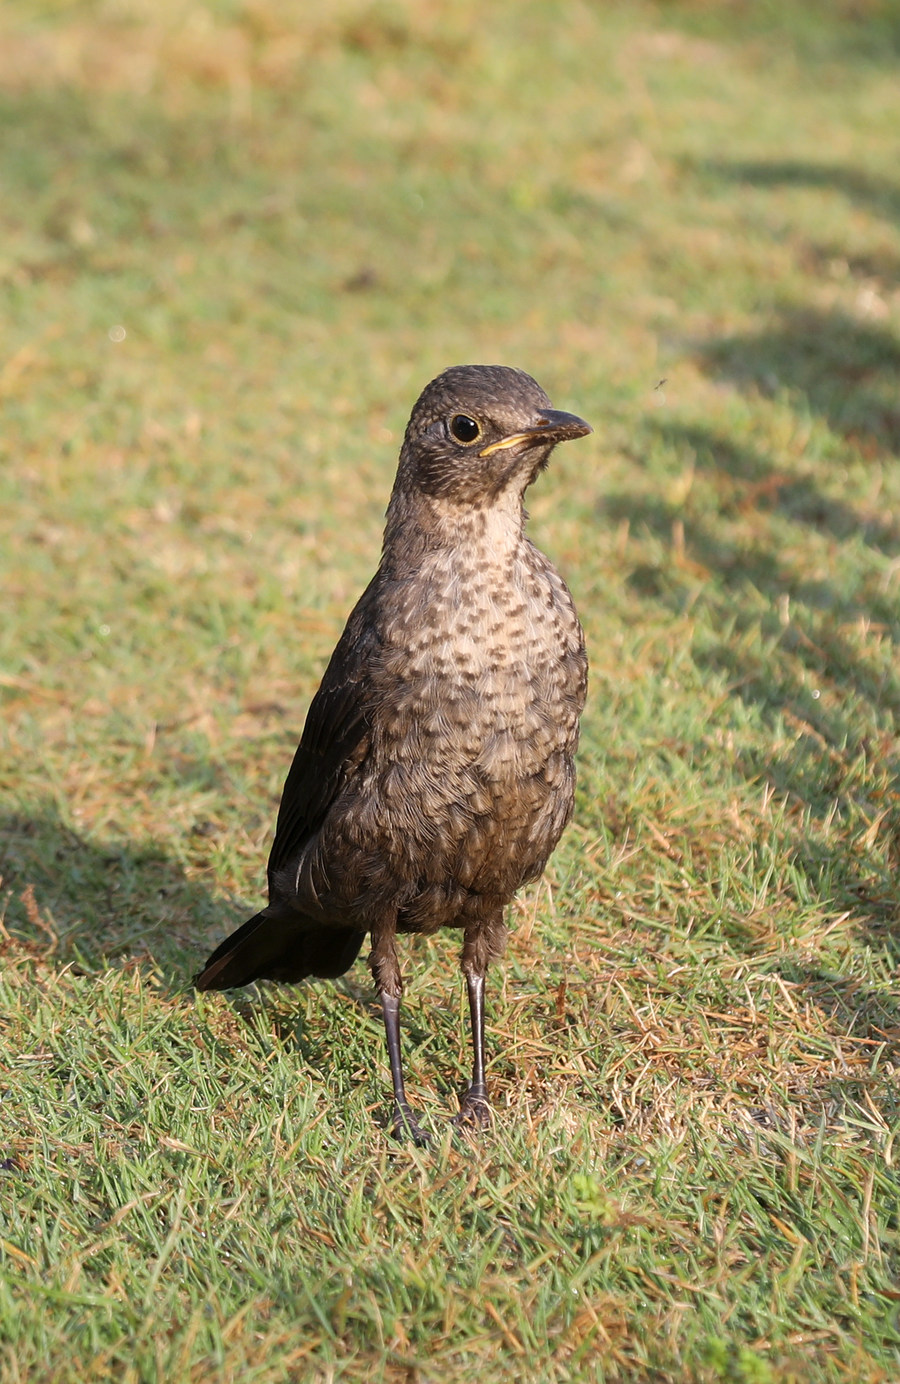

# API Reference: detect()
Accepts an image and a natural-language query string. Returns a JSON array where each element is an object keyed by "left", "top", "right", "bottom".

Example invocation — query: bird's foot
[
  {"left": 390, "top": 1099, "right": 430, "bottom": 1147},
  {"left": 454, "top": 1085, "right": 492, "bottom": 1132}
]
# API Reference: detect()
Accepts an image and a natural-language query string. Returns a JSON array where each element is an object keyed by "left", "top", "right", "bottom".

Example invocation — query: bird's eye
[{"left": 449, "top": 414, "right": 481, "bottom": 444}]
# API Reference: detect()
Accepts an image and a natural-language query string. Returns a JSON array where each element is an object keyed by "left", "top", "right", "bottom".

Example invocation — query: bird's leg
[
  {"left": 380, "top": 992, "right": 428, "bottom": 1145},
  {"left": 455, "top": 969, "right": 491, "bottom": 1128},
  {"left": 456, "top": 915, "right": 505, "bottom": 1129},
  {"left": 371, "top": 922, "right": 428, "bottom": 1145}
]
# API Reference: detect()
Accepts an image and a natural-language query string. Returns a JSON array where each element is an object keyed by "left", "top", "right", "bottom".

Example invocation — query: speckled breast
[{"left": 338, "top": 539, "right": 587, "bottom": 926}]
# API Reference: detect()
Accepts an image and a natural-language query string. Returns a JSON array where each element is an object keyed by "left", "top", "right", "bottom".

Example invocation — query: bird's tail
[{"left": 194, "top": 908, "right": 366, "bottom": 991}]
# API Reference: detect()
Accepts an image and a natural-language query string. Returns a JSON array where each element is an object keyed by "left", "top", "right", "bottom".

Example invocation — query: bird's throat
[{"left": 383, "top": 487, "right": 526, "bottom": 573}]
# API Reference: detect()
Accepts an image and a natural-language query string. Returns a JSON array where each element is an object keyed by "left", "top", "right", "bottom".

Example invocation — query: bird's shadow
[
  {"left": 228, "top": 942, "right": 474, "bottom": 1128},
  {"left": 0, "top": 810, "right": 472, "bottom": 1114},
  {"left": 251, "top": 956, "right": 453, "bottom": 1066},
  {"left": 0, "top": 807, "right": 230, "bottom": 992}
]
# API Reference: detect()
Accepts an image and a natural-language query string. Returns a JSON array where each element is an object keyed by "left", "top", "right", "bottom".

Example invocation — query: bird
[{"left": 195, "top": 364, "right": 591, "bottom": 1142}]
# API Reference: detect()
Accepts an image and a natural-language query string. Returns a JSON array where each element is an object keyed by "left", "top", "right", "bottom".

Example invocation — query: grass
[{"left": 2, "top": 0, "right": 900, "bottom": 1378}]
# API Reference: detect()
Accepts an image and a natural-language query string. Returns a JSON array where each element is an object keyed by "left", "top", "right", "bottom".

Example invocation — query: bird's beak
[{"left": 479, "top": 408, "right": 592, "bottom": 457}]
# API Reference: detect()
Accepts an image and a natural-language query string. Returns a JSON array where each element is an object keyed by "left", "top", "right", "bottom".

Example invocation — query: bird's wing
[{"left": 266, "top": 578, "right": 379, "bottom": 881}]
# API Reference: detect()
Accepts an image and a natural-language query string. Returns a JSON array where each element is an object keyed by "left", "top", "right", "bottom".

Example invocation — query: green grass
[{"left": 2, "top": 0, "right": 900, "bottom": 1378}]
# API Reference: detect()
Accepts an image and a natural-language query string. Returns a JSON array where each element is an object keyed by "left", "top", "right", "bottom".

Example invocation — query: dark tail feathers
[{"left": 194, "top": 908, "right": 366, "bottom": 991}]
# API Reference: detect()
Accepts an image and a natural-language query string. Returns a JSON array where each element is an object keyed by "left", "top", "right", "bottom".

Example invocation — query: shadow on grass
[
  {"left": 253, "top": 962, "right": 449, "bottom": 1075},
  {"left": 0, "top": 808, "right": 231, "bottom": 990},
  {"left": 703, "top": 158, "right": 900, "bottom": 227},
  {"left": 0, "top": 813, "right": 411, "bottom": 1097},
  {"left": 607, "top": 418, "right": 900, "bottom": 1036},
  {"left": 700, "top": 307, "right": 900, "bottom": 458},
  {"left": 693, "top": 160, "right": 900, "bottom": 456},
  {"left": 622, "top": 156, "right": 900, "bottom": 978},
  {"left": 609, "top": 422, "right": 900, "bottom": 709},
  {"left": 612, "top": 168, "right": 900, "bottom": 1056},
  {"left": 778, "top": 960, "right": 900, "bottom": 1043}
]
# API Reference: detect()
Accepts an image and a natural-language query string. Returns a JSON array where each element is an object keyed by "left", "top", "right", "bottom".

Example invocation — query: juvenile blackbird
[{"left": 196, "top": 364, "right": 591, "bottom": 1141}]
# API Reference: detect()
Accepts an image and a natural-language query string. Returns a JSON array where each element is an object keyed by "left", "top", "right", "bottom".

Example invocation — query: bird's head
[{"left": 393, "top": 364, "right": 592, "bottom": 507}]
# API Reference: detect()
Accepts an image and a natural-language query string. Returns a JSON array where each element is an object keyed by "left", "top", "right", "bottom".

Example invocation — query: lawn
[{"left": 2, "top": 1, "right": 900, "bottom": 1379}]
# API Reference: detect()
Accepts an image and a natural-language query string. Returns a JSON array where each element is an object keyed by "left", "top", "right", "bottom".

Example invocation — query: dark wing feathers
[
  {"left": 195, "top": 584, "right": 380, "bottom": 992},
  {"left": 266, "top": 579, "right": 378, "bottom": 881}
]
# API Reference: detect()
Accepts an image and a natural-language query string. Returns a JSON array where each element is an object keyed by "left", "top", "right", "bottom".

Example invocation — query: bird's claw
[
  {"left": 454, "top": 1088, "right": 492, "bottom": 1132},
  {"left": 391, "top": 1100, "right": 430, "bottom": 1146}
]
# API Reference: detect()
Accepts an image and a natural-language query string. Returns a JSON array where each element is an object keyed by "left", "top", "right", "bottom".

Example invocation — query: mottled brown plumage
[{"left": 196, "top": 364, "right": 591, "bottom": 1141}]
